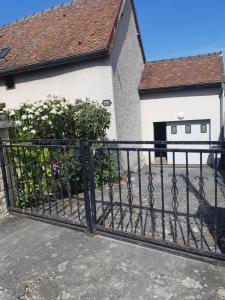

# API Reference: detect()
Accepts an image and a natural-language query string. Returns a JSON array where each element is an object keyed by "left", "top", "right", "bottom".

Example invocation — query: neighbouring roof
[
  {"left": 139, "top": 52, "right": 225, "bottom": 93},
  {"left": 0, "top": 0, "right": 126, "bottom": 75}
]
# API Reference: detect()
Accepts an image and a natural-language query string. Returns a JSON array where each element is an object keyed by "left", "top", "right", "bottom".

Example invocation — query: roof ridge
[
  {"left": 0, "top": 0, "right": 78, "bottom": 30},
  {"left": 148, "top": 51, "right": 223, "bottom": 64}
]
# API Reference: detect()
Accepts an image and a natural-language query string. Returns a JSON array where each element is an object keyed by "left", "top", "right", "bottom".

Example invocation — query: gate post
[
  {"left": 87, "top": 142, "right": 96, "bottom": 227},
  {"left": 0, "top": 119, "right": 13, "bottom": 215},
  {"left": 0, "top": 142, "right": 10, "bottom": 213},
  {"left": 80, "top": 139, "right": 94, "bottom": 233}
]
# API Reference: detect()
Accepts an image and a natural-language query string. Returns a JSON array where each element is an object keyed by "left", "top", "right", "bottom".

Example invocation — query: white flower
[
  {"left": 56, "top": 104, "right": 61, "bottom": 108},
  {"left": 31, "top": 129, "right": 36, "bottom": 135},
  {"left": 28, "top": 114, "right": 34, "bottom": 119},
  {"left": 58, "top": 111, "right": 63, "bottom": 115},
  {"left": 34, "top": 111, "right": 39, "bottom": 116},
  {"left": 21, "top": 115, "right": 28, "bottom": 120},
  {"left": 2, "top": 107, "right": 8, "bottom": 112},
  {"left": 41, "top": 115, "right": 48, "bottom": 121},
  {"left": 43, "top": 105, "right": 48, "bottom": 109},
  {"left": 9, "top": 110, "right": 15, "bottom": 116},
  {"left": 23, "top": 127, "right": 28, "bottom": 131},
  {"left": 48, "top": 120, "right": 52, "bottom": 125},
  {"left": 15, "top": 120, "right": 22, "bottom": 126},
  {"left": 33, "top": 102, "right": 40, "bottom": 108},
  {"left": 50, "top": 109, "right": 57, "bottom": 114}
]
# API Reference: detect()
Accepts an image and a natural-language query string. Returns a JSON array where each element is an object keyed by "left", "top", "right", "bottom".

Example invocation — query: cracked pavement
[{"left": 0, "top": 215, "right": 225, "bottom": 299}]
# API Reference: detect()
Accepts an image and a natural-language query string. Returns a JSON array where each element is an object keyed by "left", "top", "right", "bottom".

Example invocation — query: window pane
[
  {"left": 171, "top": 125, "right": 177, "bottom": 134},
  {"left": 185, "top": 125, "right": 191, "bottom": 134},
  {"left": 201, "top": 124, "right": 207, "bottom": 133},
  {"left": 5, "top": 76, "right": 15, "bottom": 90}
]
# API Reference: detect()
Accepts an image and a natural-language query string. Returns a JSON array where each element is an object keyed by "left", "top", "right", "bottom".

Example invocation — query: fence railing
[{"left": 1, "top": 139, "right": 225, "bottom": 261}]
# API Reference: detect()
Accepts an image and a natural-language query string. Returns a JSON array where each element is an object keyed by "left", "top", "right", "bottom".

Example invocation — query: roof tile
[
  {"left": 139, "top": 52, "right": 224, "bottom": 91},
  {"left": 0, "top": 0, "right": 122, "bottom": 73}
]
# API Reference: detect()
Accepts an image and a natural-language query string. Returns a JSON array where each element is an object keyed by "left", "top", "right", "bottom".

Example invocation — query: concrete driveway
[
  {"left": 95, "top": 165, "right": 225, "bottom": 253},
  {"left": 0, "top": 215, "right": 225, "bottom": 300}
]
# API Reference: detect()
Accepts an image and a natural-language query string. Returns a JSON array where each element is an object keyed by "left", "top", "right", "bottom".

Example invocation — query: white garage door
[{"left": 166, "top": 120, "right": 210, "bottom": 165}]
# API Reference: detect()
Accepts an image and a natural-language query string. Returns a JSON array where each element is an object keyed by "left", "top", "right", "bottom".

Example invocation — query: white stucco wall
[
  {"left": 0, "top": 0, "right": 145, "bottom": 143},
  {"left": 110, "top": 0, "right": 144, "bottom": 141},
  {"left": 141, "top": 88, "right": 221, "bottom": 142},
  {"left": 0, "top": 58, "right": 117, "bottom": 139}
]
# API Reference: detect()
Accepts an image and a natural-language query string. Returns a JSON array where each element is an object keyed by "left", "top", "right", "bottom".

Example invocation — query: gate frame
[{"left": 1, "top": 138, "right": 225, "bottom": 266}]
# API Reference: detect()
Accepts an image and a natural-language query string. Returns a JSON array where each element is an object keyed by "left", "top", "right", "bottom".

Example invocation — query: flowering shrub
[
  {"left": 2, "top": 96, "right": 111, "bottom": 140},
  {"left": 2, "top": 96, "right": 117, "bottom": 208}
]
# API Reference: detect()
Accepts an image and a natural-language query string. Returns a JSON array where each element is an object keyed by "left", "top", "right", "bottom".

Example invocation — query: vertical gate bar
[
  {"left": 172, "top": 151, "right": 177, "bottom": 243},
  {"left": 160, "top": 151, "right": 165, "bottom": 241},
  {"left": 22, "top": 146, "right": 33, "bottom": 212},
  {"left": 63, "top": 147, "right": 73, "bottom": 217},
  {"left": 16, "top": 146, "right": 27, "bottom": 209},
  {"left": 100, "top": 149, "right": 105, "bottom": 226},
  {"left": 214, "top": 152, "right": 218, "bottom": 253},
  {"left": 137, "top": 150, "right": 143, "bottom": 235},
  {"left": 127, "top": 150, "right": 133, "bottom": 233},
  {"left": 55, "top": 148, "right": 66, "bottom": 218},
  {"left": 35, "top": 147, "right": 45, "bottom": 215},
  {"left": 200, "top": 152, "right": 204, "bottom": 250},
  {"left": 148, "top": 150, "right": 155, "bottom": 239},
  {"left": 80, "top": 140, "right": 93, "bottom": 233},
  {"left": 28, "top": 148, "right": 40, "bottom": 214},
  {"left": 0, "top": 143, "right": 11, "bottom": 209},
  {"left": 108, "top": 149, "right": 114, "bottom": 230},
  {"left": 186, "top": 151, "right": 190, "bottom": 247},
  {"left": 116, "top": 149, "right": 123, "bottom": 231},
  {"left": 49, "top": 147, "right": 59, "bottom": 218},
  {"left": 41, "top": 146, "right": 52, "bottom": 216},
  {"left": 88, "top": 143, "right": 96, "bottom": 227},
  {"left": 71, "top": 147, "right": 81, "bottom": 222}
]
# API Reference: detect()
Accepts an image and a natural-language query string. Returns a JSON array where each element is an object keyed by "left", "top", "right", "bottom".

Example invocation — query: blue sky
[{"left": 0, "top": 0, "right": 225, "bottom": 61}]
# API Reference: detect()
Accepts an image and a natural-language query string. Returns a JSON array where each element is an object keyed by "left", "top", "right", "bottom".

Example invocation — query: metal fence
[{"left": 1, "top": 139, "right": 225, "bottom": 262}]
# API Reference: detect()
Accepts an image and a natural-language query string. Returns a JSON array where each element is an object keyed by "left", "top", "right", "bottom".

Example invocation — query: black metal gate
[
  {"left": 1, "top": 139, "right": 225, "bottom": 262},
  {"left": 0, "top": 140, "right": 91, "bottom": 231}
]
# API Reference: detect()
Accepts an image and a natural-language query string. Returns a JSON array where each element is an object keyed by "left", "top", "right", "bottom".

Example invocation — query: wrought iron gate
[{"left": 1, "top": 139, "right": 225, "bottom": 262}]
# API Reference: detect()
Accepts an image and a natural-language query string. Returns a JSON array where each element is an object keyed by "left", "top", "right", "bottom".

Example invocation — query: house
[
  {"left": 0, "top": 0, "right": 225, "bottom": 166},
  {"left": 0, "top": 0, "right": 145, "bottom": 141},
  {"left": 139, "top": 52, "right": 225, "bottom": 164}
]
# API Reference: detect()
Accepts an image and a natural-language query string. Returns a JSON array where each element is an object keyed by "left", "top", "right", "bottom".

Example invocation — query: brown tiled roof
[
  {"left": 0, "top": 0, "right": 123, "bottom": 75},
  {"left": 139, "top": 52, "right": 225, "bottom": 92}
]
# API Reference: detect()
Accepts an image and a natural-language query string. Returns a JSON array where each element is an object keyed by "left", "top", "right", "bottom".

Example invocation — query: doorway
[{"left": 154, "top": 122, "right": 167, "bottom": 159}]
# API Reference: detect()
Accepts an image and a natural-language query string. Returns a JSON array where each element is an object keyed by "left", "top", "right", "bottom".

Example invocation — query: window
[
  {"left": 5, "top": 76, "right": 15, "bottom": 90},
  {"left": 185, "top": 125, "right": 191, "bottom": 134},
  {"left": 0, "top": 47, "right": 11, "bottom": 59},
  {"left": 201, "top": 124, "right": 207, "bottom": 133},
  {"left": 171, "top": 125, "right": 177, "bottom": 134}
]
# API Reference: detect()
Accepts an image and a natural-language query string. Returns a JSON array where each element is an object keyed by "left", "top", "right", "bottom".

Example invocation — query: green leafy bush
[{"left": 1, "top": 96, "right": 117, "bottom": 209}]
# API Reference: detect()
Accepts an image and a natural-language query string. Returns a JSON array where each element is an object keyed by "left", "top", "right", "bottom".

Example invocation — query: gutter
[
  {"left": 139, "top": 82, "right": 222, "bottom": 95},
  {"left": 0, "top": 48, "right": 108, "bottom": 77}
]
